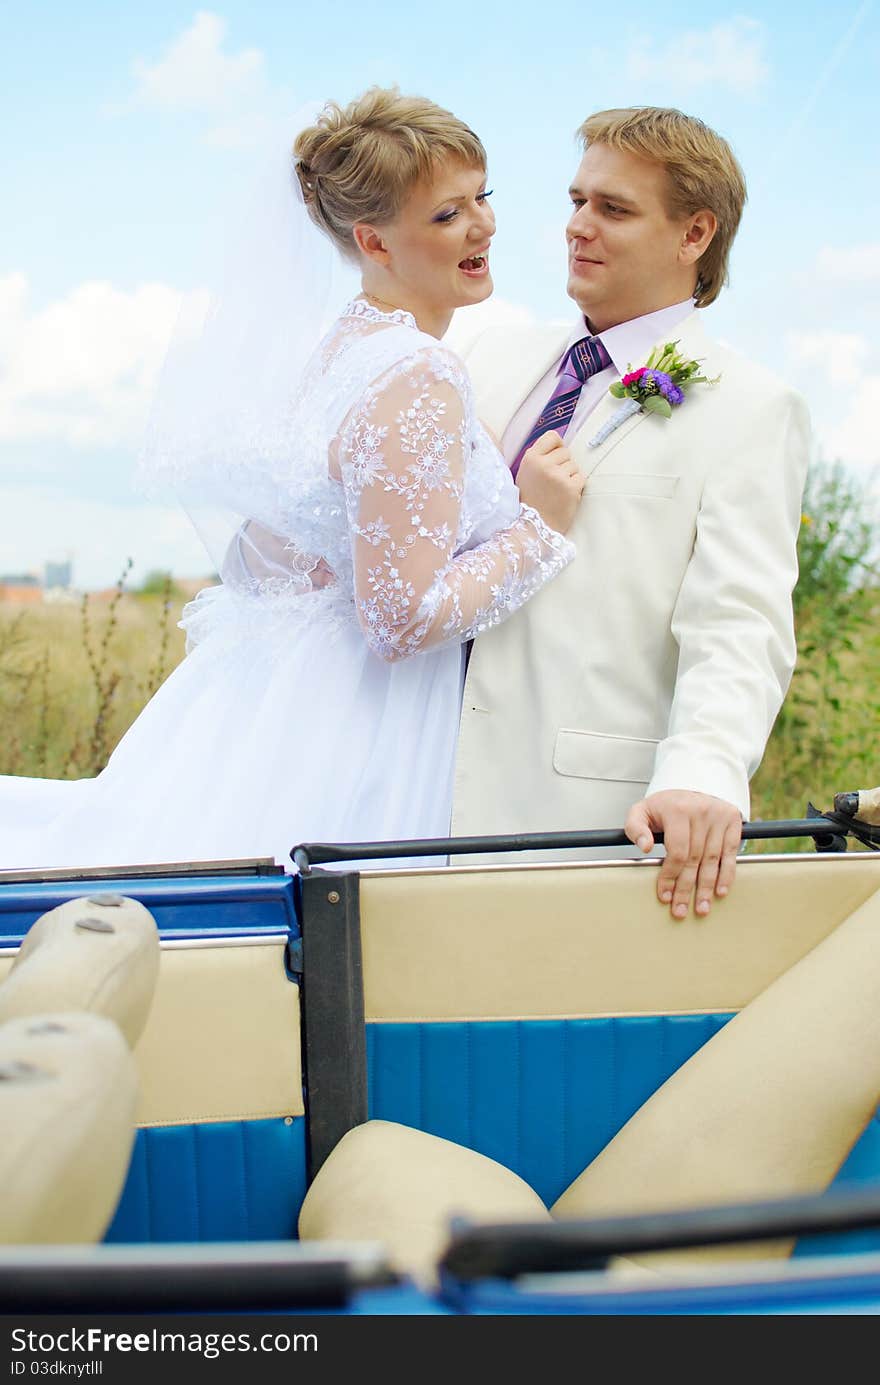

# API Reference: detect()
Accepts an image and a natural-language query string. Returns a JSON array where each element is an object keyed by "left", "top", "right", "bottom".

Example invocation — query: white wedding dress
[{"left": 0, "top": 302, "right": 573, "bottom": 872}]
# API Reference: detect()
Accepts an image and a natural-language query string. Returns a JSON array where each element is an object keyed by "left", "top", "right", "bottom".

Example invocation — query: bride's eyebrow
[{"left": 429, "top": 184, "right": 487, "bottom": 214}]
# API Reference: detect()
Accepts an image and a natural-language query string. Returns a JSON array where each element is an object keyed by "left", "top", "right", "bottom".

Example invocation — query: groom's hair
[{"left": 578, "top": 108, "right": 746, "bottom": 308}]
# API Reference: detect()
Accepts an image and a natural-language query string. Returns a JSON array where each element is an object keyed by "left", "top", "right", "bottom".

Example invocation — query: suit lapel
[
  {"left": 474, "top": 323, "right": 570, "bottom": 442},
  {"left": 569, "top": 310, "right": 713, "bottom": 477},
  {"left": 569, "top": 388, "right": 650, "bottom": 478}
]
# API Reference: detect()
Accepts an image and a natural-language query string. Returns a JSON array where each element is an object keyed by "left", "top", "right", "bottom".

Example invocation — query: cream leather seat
[
  {"left": 299, "top": 879, "right": 880, "bottom": 1281},
  {"left": 0, "top": 894, "right": 159, "bottom": 1244}
]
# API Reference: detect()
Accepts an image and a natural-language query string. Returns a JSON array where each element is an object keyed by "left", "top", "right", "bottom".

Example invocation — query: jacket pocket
[
  {"left": 587, "top": 473, "right": 678, "bottom": 499},
  {"left": 553, "top": 728, "right": 659, "bottom": 784}
]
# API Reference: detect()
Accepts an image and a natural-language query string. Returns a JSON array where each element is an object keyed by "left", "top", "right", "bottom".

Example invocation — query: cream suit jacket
[{"left": 452, "top": 310, "right": 811, "bottom": 848}]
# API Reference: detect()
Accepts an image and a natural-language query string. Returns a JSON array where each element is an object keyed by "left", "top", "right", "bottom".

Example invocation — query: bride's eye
[{"left": 435, "top": 189, "right": 493, "bottom": 224}]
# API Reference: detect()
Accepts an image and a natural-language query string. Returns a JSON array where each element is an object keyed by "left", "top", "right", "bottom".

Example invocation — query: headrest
[
  {"left": 299, "top": 1120, "right": 552, "bottom": 1284},
  {"left": 0, "top": 894, "right": 159, "bottom": 1048},
  {"left": 0, "top": 1011, "right": 138, "bottom": 1243}
]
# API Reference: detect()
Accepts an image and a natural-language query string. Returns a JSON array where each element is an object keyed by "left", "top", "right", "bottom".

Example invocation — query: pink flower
[{"left": 622, "top": 368, "right": 647, "bottom": 388}]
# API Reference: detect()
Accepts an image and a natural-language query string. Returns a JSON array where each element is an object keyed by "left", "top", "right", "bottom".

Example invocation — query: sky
[{"left": 1, "top": 0, "right": 878, "bottom": 589}]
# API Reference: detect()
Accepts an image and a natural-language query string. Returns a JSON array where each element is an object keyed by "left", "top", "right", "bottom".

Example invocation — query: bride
[{"left": 1, "top": 88, "right": 582, "bottom": 872}]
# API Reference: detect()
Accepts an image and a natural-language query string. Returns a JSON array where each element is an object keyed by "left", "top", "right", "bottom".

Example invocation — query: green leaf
[
  {"left": 642, "top": 395, "right": 672, "bottom": 418},
  {"left": 609, "top": 382, "right": 626, "bottom": 398}
]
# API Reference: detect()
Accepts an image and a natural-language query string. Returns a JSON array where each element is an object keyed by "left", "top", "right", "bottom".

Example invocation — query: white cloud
[
  {"left": 131, "top": 11, "right": 265, "bottom": 113},
  {"left": 786, "top": 330, "right": 867, "bottom": 389},
  {"left": 203, "top": 114, "right": 275, "bottom": 150},
  {"left": 827, "top": 377, "right": 880, "bottom": 469},
  {"left": 0, "top": 273, "right": 28, "bottom": 356},
  {"left": 0, "top": 485, "right": 211, "bottom": 591},
  {"left": 626, "top": 17, "right": 769, "bottom": 94},
  {"left": 786, "top": 331, "right": 880, "bottom": 468},
  {"left": 0, "top": 274, "right": 205, "bottom": 449},
  {"left": 128, "top": 11, "right": 292, "bottom": 147},
  {"left": 815, "top": 244, "right": 880, "bottom": 283}
]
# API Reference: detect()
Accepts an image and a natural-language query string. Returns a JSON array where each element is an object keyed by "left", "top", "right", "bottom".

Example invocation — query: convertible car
[{"left": 1, "top": 790, "right": 879, "bottom": 1316}]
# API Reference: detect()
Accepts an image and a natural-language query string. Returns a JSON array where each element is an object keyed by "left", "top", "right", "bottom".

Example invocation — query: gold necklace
[{"left": 363, "top": 292, "right": 405, "bottom": 314}]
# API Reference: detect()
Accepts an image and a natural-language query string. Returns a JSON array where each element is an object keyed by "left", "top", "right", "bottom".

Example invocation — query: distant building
[
  {"left": 44, "top": 559, "right": 73, "bottom": 590},
  {"left": 0, "top": 559, "right": 77, "bottom": 605},
  {"left": 0, "top": 573, "right": 42, "bottom": 605},
  {"left": 0, "top": 573, "right": 39, "bottom": 587}
]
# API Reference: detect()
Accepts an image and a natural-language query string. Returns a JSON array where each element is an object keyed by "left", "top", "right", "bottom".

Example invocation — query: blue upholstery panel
[
  {"left": 793, "top": 1114, "right": 880, "bottom": 1258},
  {"left": 366, "top": 1015, "right": 732, "bottom": 1206},
  {"left": 101, "top": 1022, "right": 880, "bottom": 1258},
  {"left": 367, "top": 1016, "right": 880, "bottom": 1256},
  {"left": 0, "top": 873, "right": 298, "bottom": 948},
  {"left": 446, "top": 1265, "right": 880, "bottom": 1315},
  {"left": 105, "top": 1117, "right": 307, "bottom": 1244}
]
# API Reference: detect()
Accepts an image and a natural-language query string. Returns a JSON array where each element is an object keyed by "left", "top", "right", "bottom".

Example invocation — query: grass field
[
  {"left": 0, "top": 588, "right": 188, "bottom": 781},
  {"left": 1, "top": 573, "right": 876, "bottom": 853}
]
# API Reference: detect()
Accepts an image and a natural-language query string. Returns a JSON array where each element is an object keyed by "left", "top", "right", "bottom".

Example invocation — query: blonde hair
[
  {"left": 294, "top": 87, "right": 486, "bottom": 261},
  {"left": 577, "top": 107, "right": 746, "bottom": 307}
]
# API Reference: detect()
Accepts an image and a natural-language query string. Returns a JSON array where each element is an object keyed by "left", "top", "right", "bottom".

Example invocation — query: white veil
[{"left": 137, "top": 105, "right": 358, "bottom": 575}]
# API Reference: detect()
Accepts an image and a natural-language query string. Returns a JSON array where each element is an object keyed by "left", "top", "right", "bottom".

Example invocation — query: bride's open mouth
[{"left": 458, "top": 252, "right": 489, "bottom": 277}]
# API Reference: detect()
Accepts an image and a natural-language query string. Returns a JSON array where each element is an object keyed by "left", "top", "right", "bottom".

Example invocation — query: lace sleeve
[{"left": 339, "top": 350, "right": 574, "bottom": 662}]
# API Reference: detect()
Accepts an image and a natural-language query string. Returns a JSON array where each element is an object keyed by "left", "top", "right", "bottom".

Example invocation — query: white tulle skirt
[{"left": 0, "top": 586, "right": 465, "bottom": 873}]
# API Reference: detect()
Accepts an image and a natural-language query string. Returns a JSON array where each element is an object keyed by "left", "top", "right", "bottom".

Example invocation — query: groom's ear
[
  {"left": 353, "top": 223, "right": 391, "bottom": 265},
  {"left": 678, "top": 209, "right": 717, "bottom": 267}
]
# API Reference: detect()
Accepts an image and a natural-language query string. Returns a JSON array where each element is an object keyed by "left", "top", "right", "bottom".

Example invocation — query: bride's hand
[{"left": 516, "top": 431, "right": 585, "bottom": 534}]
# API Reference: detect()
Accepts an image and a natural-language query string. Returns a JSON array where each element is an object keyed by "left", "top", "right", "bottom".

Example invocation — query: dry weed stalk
[{"left": 79, "top": 558, "right": 131, "bottom": 774}]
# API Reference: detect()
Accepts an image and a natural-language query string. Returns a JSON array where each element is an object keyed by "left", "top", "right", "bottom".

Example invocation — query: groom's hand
[{"left": 625, "top": 791, "right": 742, "bottom": 918}]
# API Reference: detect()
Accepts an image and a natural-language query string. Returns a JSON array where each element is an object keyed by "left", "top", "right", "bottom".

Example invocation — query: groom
[{"left": 453, "top": 106, "right": 811, "bottom": 917}]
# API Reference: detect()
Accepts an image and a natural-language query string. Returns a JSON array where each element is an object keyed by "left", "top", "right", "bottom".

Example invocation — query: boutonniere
[{"left": 588, "top": 341, "right": 719, "bottom": 449}]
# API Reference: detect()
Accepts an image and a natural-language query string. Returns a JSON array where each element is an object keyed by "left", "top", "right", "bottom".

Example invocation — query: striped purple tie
[{"left": 511, "top": 334, "right": 612, "bottom": 479}]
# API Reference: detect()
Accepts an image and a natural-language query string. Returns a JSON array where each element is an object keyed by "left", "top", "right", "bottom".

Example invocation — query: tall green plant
[
  {"left": 793, "top": 462, "right": 877, "bottom": 613},
  {"left": 751, "top": 459, "right": 879, "bottom": 837}
]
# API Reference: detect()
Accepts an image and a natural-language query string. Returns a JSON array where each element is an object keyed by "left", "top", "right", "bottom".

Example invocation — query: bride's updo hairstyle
[{"left": 294, "top": 87, "right": 486, "bottom": 262}]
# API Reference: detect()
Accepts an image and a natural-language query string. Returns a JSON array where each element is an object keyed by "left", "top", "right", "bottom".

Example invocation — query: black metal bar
[
  {"left": 297, "top": 870, "right": 368, "bottom": 1180},
  {"left": 0, "top": 1244, "right": 396, "bottom": 1312},
  {"left": 439, "top": 1182, "right": 880, "bottom": 1281},
  {"left": 0, "top": 858, "right": 285, "bottom": 885},
  {"left": 292, "top": 817, "right": 844, "bottom": 871},
  {"left": 807, "top": 801, "right": 849, "bottom": 854}
]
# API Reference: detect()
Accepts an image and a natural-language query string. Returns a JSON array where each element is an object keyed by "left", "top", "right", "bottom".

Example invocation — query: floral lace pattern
[{"left": 182, "top": 300, "right": 575, "bottom": 659}]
